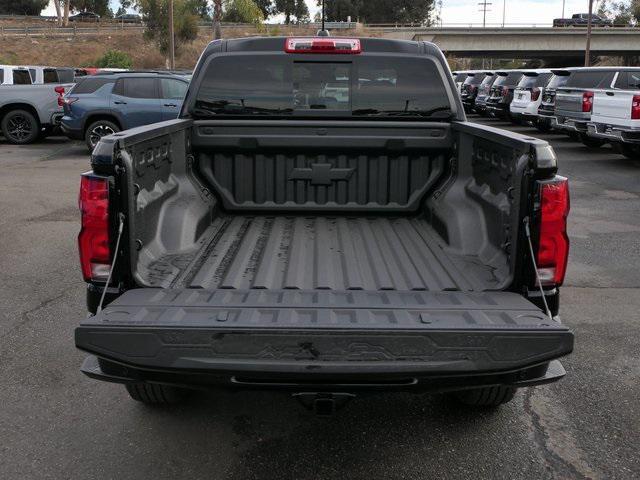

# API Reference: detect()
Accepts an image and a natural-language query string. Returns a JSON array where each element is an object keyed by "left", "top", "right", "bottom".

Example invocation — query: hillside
[{"left": 0, "top": 24, "right": 363, "bottom": 69}]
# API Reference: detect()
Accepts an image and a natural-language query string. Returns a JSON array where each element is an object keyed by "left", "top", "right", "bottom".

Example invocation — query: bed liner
[{"left": 141, "top": 215, "right": 504, "bottom": 292}]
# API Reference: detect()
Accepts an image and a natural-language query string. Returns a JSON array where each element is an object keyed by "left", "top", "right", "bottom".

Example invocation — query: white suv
[{"left": 510, "top": 70, "right": 553, "bottom": 124}]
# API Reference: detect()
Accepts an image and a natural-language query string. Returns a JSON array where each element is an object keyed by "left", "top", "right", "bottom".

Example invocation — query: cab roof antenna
[{"left": 317, "top": 0, "right": 330, "bottom": 36}]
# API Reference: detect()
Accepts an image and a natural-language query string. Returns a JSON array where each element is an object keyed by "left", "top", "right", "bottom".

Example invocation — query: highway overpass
[{"left": 376, "top": 27, "right": 640, "bottom": 58}]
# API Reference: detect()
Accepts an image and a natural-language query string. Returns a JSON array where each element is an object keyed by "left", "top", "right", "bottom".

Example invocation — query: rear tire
[
  {"left": 536, "top": 119, "right": 552, "bottom": 133},
  {"left": 580, "top": 133, "right": 605, "bottom": 148},
  {"left": 1, "top": 109, "right": 40, "bottom": 144},
  {"left": 616, "top": 143, "right": 640, "bottom": 159},
  {"left": 85, "top": 119, "right": 120, "bottom": 152},
  {"left": 452, "top": 386, "right": 516, "bottom": 407},
  {"left": 125, "top": 383, "right": 187, "bottom": 405}
]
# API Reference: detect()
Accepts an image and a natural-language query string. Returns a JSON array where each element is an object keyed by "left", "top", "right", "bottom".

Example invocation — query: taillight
[
  {"left": 285, "top": 37, "right": 361, "bottom": 54},
  {"left": 632, "top": 95, "right": 640, "bottom": 119},
  {"left": 536, "top": 177, "right": 570, "bottom": 286},
  {"left": 502, "top": 86, "right": 509, "bottom": 97},
  {"left": 531, "top": 87, "right": 541, "bottom": 101},
  {"left": 78, "top": 174, "right": 110, "bottom": 282},
  {"left": 582, "top": 91, "right": 594, "bottom": 112},
  {"left": 55, "top": 86, "right": 65, "bottom": 106}
]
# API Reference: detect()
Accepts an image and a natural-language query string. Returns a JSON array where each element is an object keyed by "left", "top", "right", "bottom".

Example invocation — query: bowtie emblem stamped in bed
[{"left": 288, "top": 163, "right": 356, "bottom": 186}]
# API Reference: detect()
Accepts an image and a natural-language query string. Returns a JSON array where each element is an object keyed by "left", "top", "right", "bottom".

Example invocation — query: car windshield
[{"left": 193, "top": 54, "right": 453, "bottom": 119}]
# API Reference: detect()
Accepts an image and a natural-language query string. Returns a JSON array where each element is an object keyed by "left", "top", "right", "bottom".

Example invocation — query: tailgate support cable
[
  {"left": 97, "top": 213, "right": 125, "bottom": 314},
  {"left": 523, "top": 216, "right": 553, "bottom": 320}
]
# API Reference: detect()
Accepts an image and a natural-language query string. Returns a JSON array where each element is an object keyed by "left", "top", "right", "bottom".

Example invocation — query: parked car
[
  {"left": 115, "top": 13, "right": 142, "bottom": 23},
  {"left": 0, "top": 65, "right": 33, "bottom": 85},
  {"left": 452, "top": 70, "right": 473, "bottom": 93},
  {"left": 473, "top": 72, "right": 497, "bottom": 115},
  {"left": 552, "top": 67, "right": 619, "bottom": 147},
  {"left": 460, "top": 71, "right": 492, "bottom": 113},
  {"left": 486, "top": 70, "right": 524, "bottom": 119},
  {"left": 60, "top": 71, "right": 190, "bottom": 151},
  {"left": 74, "top": 36, "right": 573, "bottom": 412},
  {"left": 69, "top": 11, "right": 100, "bottom": 22},
  {"left": 509, "top": 69, "right": 553, "bottom": 125},
  {"left": 587, "top": 68, "right": 640, "bottom": 159},
  {"left": 0, "top": 82, "right": 73, "bottom": 143},
  {"left": 537, "top": 69, "right": 573, "bottom": 133},
  {"left": 553, "top": 13, "right": 613, "bottom": 27}
]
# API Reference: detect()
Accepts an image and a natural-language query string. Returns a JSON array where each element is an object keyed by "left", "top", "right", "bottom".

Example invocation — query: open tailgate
[{"left": 76, "top": 289, "right": 573, "bottom": 377}]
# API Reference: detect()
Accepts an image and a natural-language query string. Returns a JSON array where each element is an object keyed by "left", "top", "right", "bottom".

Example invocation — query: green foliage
[
  {"left": 71, "top": 0, "right": 112, "bottom": 17},
  {"left": 321, "top": 0, "right": 435, "bottom": 24},
  {"left": 0, "top": 0, "right": 48, "bottom": 15},
  {"left": 274, "top": 0, "right": 308, "bottom": 23},
  {"left": 136, "top": 0, "right": 199, "bottom": 55},
  {"left": 599, "top": 0, "right": 640, "bottom": 25},
  {"left": 254, "top": 0, "right": 275, "bottom": 18},
  {"left": 223, "top": 0, "right": 264, "bottom": 24},
  {"left": 95, "top": 49, "right": 134, "bottom": 69}
]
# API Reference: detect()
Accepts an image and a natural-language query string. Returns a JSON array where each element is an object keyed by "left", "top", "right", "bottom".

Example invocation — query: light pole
[
  {"left": 169, "top": 0, "right": 175, "bottom": 69},
  {"left": 562, "top": 0, "right": 566, "bottom": 18},
  {"left": 502, "top": 0, "right": 506, "bottom": 27},
  {"left": 585, "top": 0, "right": 593, "bottom": 66}
]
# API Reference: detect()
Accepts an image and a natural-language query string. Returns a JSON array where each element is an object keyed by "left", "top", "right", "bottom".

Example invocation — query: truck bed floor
[{"left": 145, "top": 216, "right": 500, "bottom": 291}]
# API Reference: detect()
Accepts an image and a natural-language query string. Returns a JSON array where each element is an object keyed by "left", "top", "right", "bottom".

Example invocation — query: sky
[{"left": 43, "top": 1, "right": 595, "bottom": 26}]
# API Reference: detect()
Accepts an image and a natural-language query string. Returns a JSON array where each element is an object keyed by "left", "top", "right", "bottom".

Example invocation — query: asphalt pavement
[{"left": 0, "top": 120, "right": 639, "bottom": 480}]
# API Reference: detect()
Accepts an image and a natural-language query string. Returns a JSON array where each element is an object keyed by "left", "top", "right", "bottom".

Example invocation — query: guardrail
[{"left": 367, "top": 22, "right": 638, "bottom": 29}]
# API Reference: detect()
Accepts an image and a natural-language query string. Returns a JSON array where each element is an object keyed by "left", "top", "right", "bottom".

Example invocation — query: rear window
[
  {"left": 193, "top": 55, "right": 453, "bottom": 119},
  {"left": 480, "top": 75, "right": 496, "bottom": 86},
  {"left": 57, "top": 68, "right": 75, "bottom": 83},
  {"left": 547, "top": 73, "right": 571, "bottom": 89},
  {"left": 463, "top": 74, "right": 485, "bottom": 85},
  {"left": 43, "top": 69, "right": 59, "bottom": 83},
  {"left": 454, "top": 73, "right": 468, "bottom": 82},
  {"left": 518, "top": 73, "right": 553, "bottom": 88},
  {"left": 71, "top": 77, "right": 115, "bottom": 94},
  {"left": 493, "top": 72, "right": 523, "bottom": 87},
  {"left": 13, "top": 70, "right": 31, "bottom": 85},
  {"left": 614, "top": 71, "right": 640, "bottom": 90},
  {"left": 566, "top": 71, "right": 615, "bottom": 88}
]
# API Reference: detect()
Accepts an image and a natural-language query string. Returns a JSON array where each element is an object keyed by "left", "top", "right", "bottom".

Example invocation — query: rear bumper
[
  {"left": 80, "top": 354, "right": 568, "bottom": 393},
  {"left": 587, "top": 123, "right": 640, "bottom": 144},
  {"left": 75, "top": 289, "right": 574, "bottom": 392},
  {"left": 551, "top": 116, "right": 589, "bottom": 133}
]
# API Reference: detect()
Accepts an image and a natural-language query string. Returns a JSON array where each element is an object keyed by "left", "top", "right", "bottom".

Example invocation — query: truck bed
[{"left": 142, "top": 215, "right": 497, "bottom": 292}]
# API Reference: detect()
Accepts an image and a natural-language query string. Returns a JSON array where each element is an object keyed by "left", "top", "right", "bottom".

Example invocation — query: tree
[
  {"left": 0, "top": 0, "right": 48, "bottom": 15},
  {"left": 319, "top": 0, "right": 360, "bottom": 22},
  {"left": 254, "top": 0, "right": 274, "bottom": 18},
  {"left": 71, "top": 0, "right": 112, "bottom": 17},
  {"left": 321, "top": 0, "right": 435, "bottom": 24},
  {"left": 223, "top": 0, "right": 264, "bottom": 24},
  {"left": 95, "top": 49, "right": 134, "bottom": 68},
  {"left": 137, "top": 0, "right": 199, "bottom": 56},
  {"left": 274, "top": 0, "right": 308, "bottom": 23},
  {"left": 191, "top": 0, "right": 211, "bottom": 19}
]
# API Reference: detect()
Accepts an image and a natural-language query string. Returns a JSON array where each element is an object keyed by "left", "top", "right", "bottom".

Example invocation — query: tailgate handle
[{"left": 606, "top": 92, "right": 614, "bottom": 96}]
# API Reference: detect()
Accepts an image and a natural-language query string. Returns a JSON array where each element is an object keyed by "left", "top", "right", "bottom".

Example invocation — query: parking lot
[{"left": 1, "top": 117, "right": 639, "bottom": 479}]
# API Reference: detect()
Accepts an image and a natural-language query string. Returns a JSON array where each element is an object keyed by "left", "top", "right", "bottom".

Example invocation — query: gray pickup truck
[
  {"left": 74, "top": 37, "right": 573, "bottom": 414},
  {"left": 0, "top": 82, "right": 73, "bottom": 144},
  {"left": 553, "top": 68, "right": 618, "bottom": 147}
]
